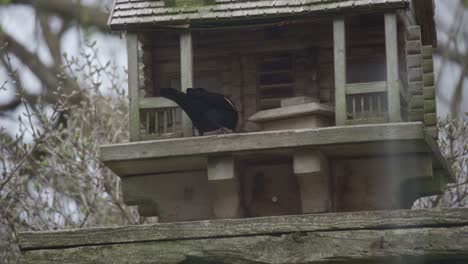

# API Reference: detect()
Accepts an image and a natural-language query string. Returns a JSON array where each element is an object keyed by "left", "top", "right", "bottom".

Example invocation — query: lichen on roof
[{"left": 108, "top": 0, "right": 409, "bottom": 31}]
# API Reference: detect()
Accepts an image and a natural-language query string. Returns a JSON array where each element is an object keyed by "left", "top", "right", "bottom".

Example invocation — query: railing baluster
[
  {"left": 172, "top": 108, "right": 176, "bottom": 132},
  {"left": 163, "top": 110, "right": 168, "bottom": 133},
  {"left": 155, "top": 111, "right": 159, "bottom": 134},
  {"left": 146, "top": 111, "right": 150, "bottom": 135},
  {"left": 377, "top": 95, "right": 382, "bottom": 115},
  {"left": 360, "top": 95, "right": 364, "bottom": 119},
  {"left": 352, "top": 96, "right": 356, "bottom": 120},
  {"left": 369, "top": 94, "right": 373, "bottom": 115}
]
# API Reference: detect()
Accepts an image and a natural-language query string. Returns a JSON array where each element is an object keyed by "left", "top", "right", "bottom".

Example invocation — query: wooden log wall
[
  {"left": 422, "top": 45, "right": 437, "bottom": 138},
  {"left": 405, "top": 25, "right": 425, "bottom": 123}
]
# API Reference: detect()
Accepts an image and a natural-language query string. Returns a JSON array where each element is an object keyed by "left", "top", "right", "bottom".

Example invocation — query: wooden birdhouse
[
  {"left": 101, "top": 0, "right": 453, "bottom": 222},
  {"left": 19, "top": 1, "right": 468, "bottom": 263}
]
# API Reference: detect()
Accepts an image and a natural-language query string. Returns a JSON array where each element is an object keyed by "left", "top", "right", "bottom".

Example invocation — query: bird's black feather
[{"left": 160, "top": 88, "right": 238, "bottom": 136}]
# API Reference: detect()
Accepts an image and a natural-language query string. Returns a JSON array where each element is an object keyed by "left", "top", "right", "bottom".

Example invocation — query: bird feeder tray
[{"left": 249, "top": 97, "right": 335, "bottom": 131}]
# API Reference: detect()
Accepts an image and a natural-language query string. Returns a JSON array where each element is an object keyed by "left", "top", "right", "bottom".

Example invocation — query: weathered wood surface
[
  {"left": 19, "top": 209, "right": 468, "bottom": 263},
  {"left": 248, "top": 102, "right": 334, "bottom": 123},
  {"left": 180, "top": 30, "right": 194, "bottom": 137},
  {"left": 98, "top": 122, "right": 455, "bottom": 177},
  {"left": 101, "top": 122, "right": 425, "bottom": 163},
  {"left": 127, "top": 33, "right": 141, "bottom": 142},
  {"left": 384, "top": 12, "right": 401, "bottom": 123},
  {"left": 109, "top": 0, "right": 409, "bottom": 30},
  {"left": 345, "top": 81, "right": 387, "bottom": 95},
  {"left": 333, "top": 17, "right": 347, "bottom": 126},
  {"left": 139, "top": 97, "right": 178, "bottom": 109},
  {"left": 19, "top": 208, "right": 468, "bottom": 250}
]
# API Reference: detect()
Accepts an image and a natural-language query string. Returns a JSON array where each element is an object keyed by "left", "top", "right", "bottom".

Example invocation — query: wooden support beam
[
  {"left": 180, "top": 30, "right": 194, "bottom": 137},
  {"left": 294, "top": 150, "right": 331, "bottom": 213},
  {"left": 345, "top": 81, "right": 387, "bottom": 95},
  {"left": 333, "top": 17, "right": 347, "bottom": 126},
  {"left": 19, "top": 208, "right": 468, "bottom": 250},
  {"left": 127, "top": 33, "right": 141, "bottom": 142},
  {"left": 207, "top": 156, "right": 241, "bottom": 219},
  {"left": 18, "top": 209, "right": 468, "bottom": 263},
  {"left": 20, "top": 226, "right": 468, "bottom": 264},
  {"left": 385, "top": 13, "right": 401, "bottom": 122},
  {"left": 139, "top": 97, "right": 178, "bottom": 109}
]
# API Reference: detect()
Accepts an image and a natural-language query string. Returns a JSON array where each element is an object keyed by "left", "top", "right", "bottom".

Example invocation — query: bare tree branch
[
  {"left": 8, "top": 0, "right": 109, "bottom": 32},
  {"left": 0, "top": 31, "right": 82, "bottom": 108}
]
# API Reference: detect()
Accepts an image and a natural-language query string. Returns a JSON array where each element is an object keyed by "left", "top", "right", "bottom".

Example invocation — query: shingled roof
[{"left": 108, "top": 0, "right": 409, "bottom": 31}]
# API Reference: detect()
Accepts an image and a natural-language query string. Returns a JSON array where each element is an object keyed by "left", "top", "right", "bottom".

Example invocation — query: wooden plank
[
  {"left": 180, "top": 30, "right": 194, "bottom": 137},
  {"left": 423, "top": 73, "right": 434, "bottom": 86},
  {"left": 423, "top": 86, "right": 435, "bottom": 100},
  {"left": 139, "top": 97, "right": 178, "bottom": 109},
  {"left": 20, "top": 227, "right": 468, "bottom": 263},
  {"left": 385, "top": 13, "right": 401, "bottom": 122},
  {"left": 424, "top": 113, "right": 437, "bottom": 126},
  {"left": 407, "top": 68, "right": 423, "bottom": 82},
  {"left": 333, "top": 17, "right": 347, "bottom": 126},
  {"left": 410, "top": 95, "right": 424, "bottom": 109},
  {"left": 406, "top": 40, "right": 422, "bottom": 54},
  {"left": 18, "top": 208, "right": 468, "bottom": 250},
  {"left": 127, "top": 33, "right": 141, "bottom": 142},
  {"left": 423, "top": 59, "right": 434, "bottom": 73},
  {"left": 422, "top": 45, "right": 433, "bottom": 59},
  {"left": 248, "top": 102, "right": 335, "bottom": 123},
  {"left": 405, "top": 25, "right": 421, "bottom": 40},
  {"left": 346, "top": 117, "right": 387, "bottom": 125},
  {"left": 409, "top": 109, "right": 425, "bottom": 121},
  {"left": 406, "top": 54, "right": 422, "bottom": 68},
  {"left": 100, "top": 123, "right": 425, "bottom": 163},
  {"left": 409, "top": 81, "right": 423, "bottom": 95},
  {"left": 345, "top": 81, "right": 387, "bottom": 95},
  {"left": 424, "top": 100, "right": 436, "bottom": 113}
]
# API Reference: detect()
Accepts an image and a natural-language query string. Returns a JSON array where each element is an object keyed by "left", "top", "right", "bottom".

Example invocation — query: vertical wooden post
[
  {"left": 127, "top": 33, "right": 140, "bottom": 141},
  {"left": 294, "top": 150, "right": 331, "bottom": 213},
  {"left": 180, "top": 30, "right": 194, "bottom": 137},
  {"left": 333, "top": 18, "right": 347, "bottom": 126},
  {"left": 207, "top": 156, "right": 242, "bottom": 219},
  {"left": 385, "top": 13, "right": 401, "bottom": 122}
]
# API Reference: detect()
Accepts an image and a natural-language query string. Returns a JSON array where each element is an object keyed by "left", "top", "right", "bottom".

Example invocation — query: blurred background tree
[
  {"left": 0, "top": 0, "right": 467, "bottom": 263},
  {"left": 0, "top": 0, "right": 139, "bottom": 262}
]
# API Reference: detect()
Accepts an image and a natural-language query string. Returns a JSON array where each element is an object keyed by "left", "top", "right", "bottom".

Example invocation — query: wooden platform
[
  {"left": 100, "top": 122, "right": 452, "bottom": 178},
  {"left": 19, "top": 208, "right": 468, "bottom": 263}
]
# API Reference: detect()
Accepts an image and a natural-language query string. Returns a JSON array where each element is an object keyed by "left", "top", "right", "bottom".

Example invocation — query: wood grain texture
[
  {"left": 127, "top": 33, "right": 141, "bottom": 142},
  {"left": 20, "top": 226, "right": 468, "bottom": 264},
  {"left": 384, "top": 13, "right": 401, "bottom": 122},
  {"left": 100, "top": 123, "right": 425, "bottom": 163},
  {"left": 345, "top": 81, "right": 387, "bottom": 95},
  {"left": 180, "top": 31, "right": 194, "bottom": 137},
  {"left": 139, "top": 97, "right": 178, "bottom": 109},
  {"left": 19, "top": 208, "right": 468, "bottom": 250},
  {"left": 333, "top": 17, "right": 347, "bottom": 126}
]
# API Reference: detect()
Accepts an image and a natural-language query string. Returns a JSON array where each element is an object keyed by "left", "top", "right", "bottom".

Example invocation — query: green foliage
[{"left": 0, "top": 0, "right": 11, "bottom": 5}]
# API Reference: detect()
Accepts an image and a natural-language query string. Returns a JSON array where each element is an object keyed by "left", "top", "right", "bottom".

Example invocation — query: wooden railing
[
  {"left": 345, "top": 81, "right": 388, "bottom": 125},
  {"left": 139, "top": 97, "right": 182, "bottom": 140}
]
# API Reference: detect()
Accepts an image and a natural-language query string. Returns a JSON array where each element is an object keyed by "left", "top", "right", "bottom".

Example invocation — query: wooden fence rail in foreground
[{"left": 18, "top": 208, "right": 468, "bottom": 263}]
